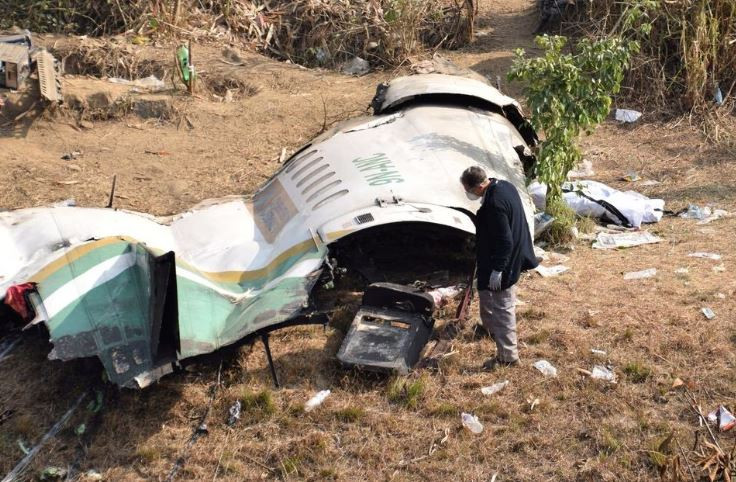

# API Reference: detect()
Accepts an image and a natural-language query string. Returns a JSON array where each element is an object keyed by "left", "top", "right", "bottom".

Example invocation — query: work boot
[{"left": 482, "top": 358, "right": 518, "bottom": 371}]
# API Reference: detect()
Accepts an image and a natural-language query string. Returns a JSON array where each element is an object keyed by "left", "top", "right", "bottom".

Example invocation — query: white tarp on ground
[{"left": 529, "top": 180, "right": 665, "bottom": 228}]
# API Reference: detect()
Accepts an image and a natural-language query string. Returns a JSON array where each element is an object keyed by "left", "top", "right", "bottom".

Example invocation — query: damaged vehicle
[{"left": 0, "top": 73, "right": 538, "bottom": 387}]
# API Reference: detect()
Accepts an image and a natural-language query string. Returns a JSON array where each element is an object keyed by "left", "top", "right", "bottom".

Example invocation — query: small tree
[{"left": 508, "top": 35, "right": 637, "bottom": 205}]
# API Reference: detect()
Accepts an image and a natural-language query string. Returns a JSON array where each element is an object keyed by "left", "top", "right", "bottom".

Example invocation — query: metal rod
[
  {"left": 106, "top": 174, "right": 117, "bottom": 208},
  {"left": 261, "top": 334, "right": 280, "bottom": 388},
  {"left": 2, "top": 392, "right": 87, "bottom": 482}
]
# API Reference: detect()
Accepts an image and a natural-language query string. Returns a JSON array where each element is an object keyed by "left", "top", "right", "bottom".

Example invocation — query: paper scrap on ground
[
  {"left": 461, "top": 413, "right": 484, "bottom": 434},
  {"left": 623, "top": 268, "right": 657, "bottom": 280},
  {"left": 615, "top": 109, "right": 642, "bottom": 123},
  {"left": 688, "top": 252, "right": 722, "bottom": 261},
  {"left": 591, "top": 365, "right": 616, "bottom": 382},
  {"left": 535, "top": 265, "right": 570, "bottom": 277},
  {"left": 593, "top": 231, "right": 663, "bottom": 249},
  {"left": 481, "top": 380, "right": 509, "bottom": 396},
  {"left": 591, "top": 349, "right": 607, "bottom": 356},
  {"left": 568, "top": 159, "right": 594, "bottom": 179},
  {"left": 304, "top": 390, "right": 331, "bottom": 412},
  {"left": 701, "top": 307, "right": 716, "bottom": 320},
  {"left": 533, "top": 360, "right": 557, "bottom": 377},
  {"left": 708, "top": 406, "right": 736, "bottom": 432}
]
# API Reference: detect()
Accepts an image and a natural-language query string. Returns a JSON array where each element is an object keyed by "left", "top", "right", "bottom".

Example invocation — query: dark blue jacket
[{"left": 475, "top": 179, "right": 538, "bottom": 290}]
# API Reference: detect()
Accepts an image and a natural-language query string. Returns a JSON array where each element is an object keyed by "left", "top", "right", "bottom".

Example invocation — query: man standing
[{"left": 460, "top": 166, "right": 538, "bottom": 370}]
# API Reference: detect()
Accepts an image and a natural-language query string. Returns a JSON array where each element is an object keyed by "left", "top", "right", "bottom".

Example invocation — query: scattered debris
[
  {"left": 715, "top": 293, "right": 726, "bottom": 300},
  {"left": 481, "top": 380, "right": 509, "bottom": 396},
  {"left": 688, "top": 252, "right": 722, "bottom": 261},
  {"left": 226, "top": 400, "right": 242, "bottom": 426},
  {"left": 713, "top": 264, "right": 726, "bottom": 273},
  {"left": 674, "top": 267, "right": 689, "bottom": 275},
  {"left": 34, "top": 49, "right": 62, "bottom": 103},
  {"left": 679, "top": 204, "right": 710, "bottom": 220},
  {"left": 592, "top": 231, "right": 663, "bottom": 249},
  {"left": 623, "top": 268, "right": 657, "bottom": 280},
  {"left": 535, "top": 265, "right": 570, "bottom": 278},
  {"left": 590, "top": 365, "right": 616, "bottom": 382},
  {"left": 1, "top": 392, "right": 87, "bottom": 482},
  {"left": 526, "top": 396, "right": 540, "bottom": 411},
  {"left": 427, "top": 285, "right": 464, "bottom": 307},
  {"left": 533, "top": 212, "right": 555, "bottom": 238},
  {"left": 340, "top": 56, "right": 370, "bottom": 76},
  {"left": 622, "top": 171, "right": 641, "bottom": 182},
  {"left": 701, "top": 308, "right": 716, "bottom": 320},
  {"left": 591, "top": 349, "right": 606, "bottom": 356},
  {"left": 567, "top": 159, "right": 594, "bottom": 179},
  {"left": 530, "top": 180, "right": 665, "bottom": 228},
  {"left": 533, "top": 360, "right": 557, "bottom": 377},
  {"left": 304, "top": 390, "right": 331, "bottom": 413},
  {"left": 0, "top": 42, "right": 30, "bottom": 90},
  {"left": 39, "top": 466, "right": 66, "bottom": 481},
  {"left": 707, "top": 406, "right": 736, "bottom": 432},
  {"left": 671, "top": 378, "right": 684, "bottom": 389},
  {"left": 61, "top": 151, "right": 82, "bottom": 161},
  {"left": 108, "top": 75, "right": 166, "bottom": 92},
  {"left": 640, "top": 179, "right": 660, "bottom": 186},
  {"left": 615, "top": 108, "right": 642, "bottom": 123},
  {"left": 461, "top": 412, "right": 483, "bottom": 434}
]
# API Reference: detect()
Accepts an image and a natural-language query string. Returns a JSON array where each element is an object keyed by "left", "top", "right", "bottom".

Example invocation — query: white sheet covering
[{"left": 529, "top": 180, "right": 665, "bottom": 228}]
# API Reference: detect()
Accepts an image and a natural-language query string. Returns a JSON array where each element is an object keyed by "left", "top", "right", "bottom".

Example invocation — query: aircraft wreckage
[{"left": 0, "top": 73, "right": 538, "bottom": 387}]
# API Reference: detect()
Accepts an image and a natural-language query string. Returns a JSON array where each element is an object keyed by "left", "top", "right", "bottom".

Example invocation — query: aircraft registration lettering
[{"left": 352, "top": 153, "right": 405, "bottom": 186}]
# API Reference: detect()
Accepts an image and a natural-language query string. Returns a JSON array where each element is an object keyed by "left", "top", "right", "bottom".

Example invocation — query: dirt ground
[{"left": 1, "top": 0, "right": 736, "bottom": 480}]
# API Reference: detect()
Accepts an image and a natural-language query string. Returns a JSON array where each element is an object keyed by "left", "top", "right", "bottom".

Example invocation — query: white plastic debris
[
  {"left": 461, "top": 413, "right": 484, "bottom": 434},
  {"left": 591, "top": 365, "right": 616, "bottom": 382},
  {"left": 680, "top": 204, "right": 711, "bottom": 221},
  {"left": 699, "top": 209, "right": 731, "bottom": 225},
  {"left": 713, "top": 264, "right": 726, "bottom": 273},
  {"left": 591, "top": 349, "right": 607, "bottom": 356},
  {"left": 640, "top": 180, "right": 660, "bottom": 186},
  {"left": 340, "top": 57, "right": 370, "bottom": 76},
  {"left": 535, "top": 265, "right": 570, "bottom": 278},
  {"left": 688, "top": 252, "right": 722, "bottom": 261},
  {"left": 716, "top": 293, "right": 726, "bottom": 300},
  {"left": 304, "top": 390, "right": 331, "bottom": 412},
  {"left": 623, "top": 268, "right": 657, "bottom": 280},
  {"left": 227, "top": 400, "right": 242, "bottom": 426},
  {"left": 481, "top": 380, "right": 509, "bottom": 396},
  {"left": 701, "top": 307, "right": 716, "bottom": 320},
  {"left": 593, "top": 231, "right": 663, "bottom": 249},
  {"left": 533, "top": 360, "right": 557, "bottom": 377},
  {"left": 675, "top": 267, "right": 689, "bottom": 274},
  {"left": 707, "top": 406, "right": 736, "bottom": 432},
  {"left": 108, "top": 75, "right": 166, "bottom": 92},
  {"left": 615, "top": 108, "right": 642, "bottom": 123},
  {"left": 428, "top": 286, "right": 464, "bottom": 307},
  {"left": 567, "top": 159, "right": 594, "bottom": 179},
  {"left": 534, "top": 212, "right": 555, "bottom": 238}
]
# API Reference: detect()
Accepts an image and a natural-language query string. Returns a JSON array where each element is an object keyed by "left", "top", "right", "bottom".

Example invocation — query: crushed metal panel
[
  {"left": 0, "top": 43, "right": 30, "bottom": 89},
  {"left": 34, "top": 50, "right": 62, "bottom": 102},
  {"left": 373, "top": 73, "right": 519, "bottom": 114}
]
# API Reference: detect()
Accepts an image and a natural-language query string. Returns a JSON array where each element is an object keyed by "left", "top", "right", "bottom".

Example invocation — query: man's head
[{"left": 460, "top": 166, "right": 489, "bottom": 199}]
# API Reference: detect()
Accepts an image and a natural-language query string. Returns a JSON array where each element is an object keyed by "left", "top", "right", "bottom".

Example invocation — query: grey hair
[{"left": 460, "top": 166, "right": 487, "bottom": 189}]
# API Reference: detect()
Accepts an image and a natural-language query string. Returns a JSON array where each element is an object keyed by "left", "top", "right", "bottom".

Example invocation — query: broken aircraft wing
[{"left": 0, "top": 73, "right": 537, "bottom": 387}]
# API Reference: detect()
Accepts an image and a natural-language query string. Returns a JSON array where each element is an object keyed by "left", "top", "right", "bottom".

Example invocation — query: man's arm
[{"left": 485, "top": 201, "right": 513, "bottom": 273}]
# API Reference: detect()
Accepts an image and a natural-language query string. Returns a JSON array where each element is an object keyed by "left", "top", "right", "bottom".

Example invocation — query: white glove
[{"left": 488, "top": 271, "right": 502, "bottom": 291}]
